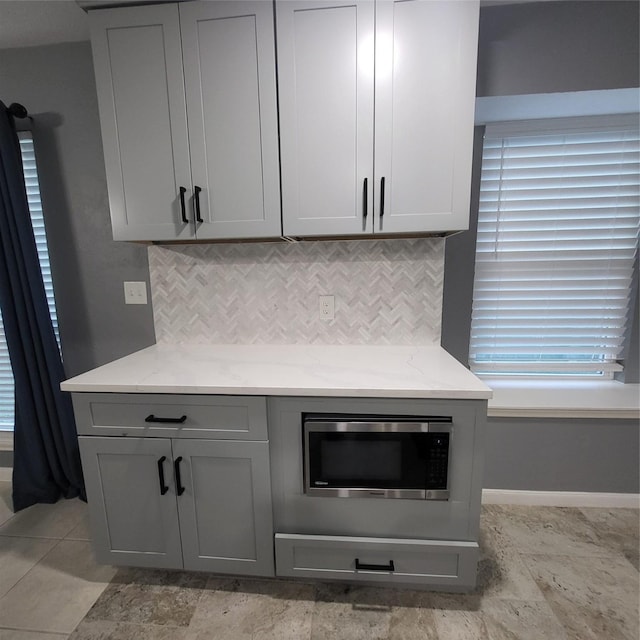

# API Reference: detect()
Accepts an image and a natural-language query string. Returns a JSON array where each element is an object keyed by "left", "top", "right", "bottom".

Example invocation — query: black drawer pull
[
  {"left": 174, "top": 456, "right": 185, "bottom": 496},
  {"left": 363, "top": 177, "right": 368, "bottom": 223},
  {"left": 355, "top": 559, "right": 395, "bottom": 572},
  {"left": 179, "top": 186, "right": 188, "bottom": 223},
  {"left": 379, "top": 176, "right": 386, "bottom": 222},
  {"left": 145, "top": 414, "right": 187, "bottom": 424},
  {"left": 157, "top": 456, "right": 169, "bottom": 495},
  {"left": 194, "top": 185, "right": 203, "bottom": 223}
]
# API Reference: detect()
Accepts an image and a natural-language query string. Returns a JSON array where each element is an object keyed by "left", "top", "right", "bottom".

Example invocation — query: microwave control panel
[{"left": 425, "top": 433, "right": 450, "bottom": 490}]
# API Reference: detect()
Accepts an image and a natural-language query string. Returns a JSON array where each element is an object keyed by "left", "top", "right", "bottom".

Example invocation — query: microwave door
[{"left": 304, "top": 425, "right": 432, "bottom": 499}]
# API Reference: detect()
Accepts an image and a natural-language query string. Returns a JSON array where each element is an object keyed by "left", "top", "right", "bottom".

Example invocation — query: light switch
[{"left": 124, "top": 281, "right": 148, "bottom": 305}]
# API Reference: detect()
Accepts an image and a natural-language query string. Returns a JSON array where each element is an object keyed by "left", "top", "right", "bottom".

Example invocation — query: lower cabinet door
[
  {"left": 275, "top": 533, "right": 479, "bottom": 590},
  {"left": 173, "top": 439, "right": 275, "bottom": 576},
  {"left": 79, "top": 436, "right": 183, "bottom": 569}
]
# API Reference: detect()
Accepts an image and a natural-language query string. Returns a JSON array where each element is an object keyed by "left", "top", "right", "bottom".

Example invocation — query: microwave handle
[{"left": 355, "top": 559, "right": 395, "bottom": 572}]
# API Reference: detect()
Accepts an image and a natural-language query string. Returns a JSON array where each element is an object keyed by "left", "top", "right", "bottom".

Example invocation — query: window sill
[
  {"left": 485, "top": 379, "right": 640, "bottom": 419},
  {"left": 0, "top": 430, "right": 13, "bottom": 451}
]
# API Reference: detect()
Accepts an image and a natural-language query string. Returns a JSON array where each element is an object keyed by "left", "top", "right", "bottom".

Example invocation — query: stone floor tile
[
  {"left": 3, "top": 502, "right": 637, "bottom": 639},
  {"left": 0, "top": 536, "right": 58, "bottom": 598},
  {"left": 189, "top": 578, "right": 315, "bottom": 640},
  {"left": 0, "top": 481, "right": 14, "bottom": 527},
  {"left": 311, "top": 583, "right": 395, "bottom": 640},
  {"left": 0, "top": 631, "right": 68, "bottom": 640},
  {"left": 387, "top": 605, "right": 439, "bottom": 639},
  {"left": 64, "top": 512, "right": 91, "bottom": 542},
  {"left": 432, "top": 609, "right": 487, "bottom": 640},
  {"left": 0, "top": 540, "right": 115, "bottom": 635},
  {"left": 69, "top": 620, "right": 192, "bottom": 640},
  {"left": 579, "top": 507, "right": 640, "bottom": 570},
  {"left": 0, "top": 499, "right": 87, "bottom": 540},
  {"left": 433, "top": 598, "right": 568, "bottom": 640},
  {"left": 474, "top": 525, "right": 545, "bottom": 601},
  {"left": 523, "top": 553, "right": 640, "bottom": 640},
  {"left": 82, "top": 567, "right": 209, "bottom": 629},
  {"left": 482, "top": 505, "right": 615, "bottom": 557},
  {"left": 482, "top": 599, "right": 569, "bottom": 640},
  {"left": 310, "top": 600, "right": 391, "bottom": 640}
]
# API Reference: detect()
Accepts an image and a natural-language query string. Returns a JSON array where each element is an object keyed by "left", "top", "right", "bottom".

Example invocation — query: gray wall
[
  {"left": 1, "top": 5, "right": 637, "bottom": 493},
  {"left": 477, "top": 0, "right": 639, "bottom": 97},
  {"left": 0, "top": 41, "right": 155, "bottom": 377},
  {"left": 443, "top": 0, "right": 640, "bottom": 493},
  {"left": 484, "top": 418, "right": 640, "bottom": 492}
]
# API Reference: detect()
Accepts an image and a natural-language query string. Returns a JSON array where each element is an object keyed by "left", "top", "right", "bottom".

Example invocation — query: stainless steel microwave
[{"left": 303, "top": 415, "right": 451, "bottom": 500}]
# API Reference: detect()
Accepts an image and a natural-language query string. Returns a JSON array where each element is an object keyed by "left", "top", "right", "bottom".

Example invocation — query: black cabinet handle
[
  {"left": 363, "top": 177, "right": 368, "bottom": 223},
  {"left": 179, "top": 186, "right": 188, "bottom": 223},
  {"left": 194, "top": 185, "right": 203, "bottom": 223},
  {"left": 355, "top": 559, "right": 395, "bottom": 572},
  {"left": 145, "top": 414, "right": 187, "bottom": 424},
  {"left": 379, "top": 177, "right": 386, "bottom": 221},
  {"left": 174, "top": 456, "right": 185, "bottom": 496},
  {"left": 157, "top": 456, "right": 169, "bottom": 495}
]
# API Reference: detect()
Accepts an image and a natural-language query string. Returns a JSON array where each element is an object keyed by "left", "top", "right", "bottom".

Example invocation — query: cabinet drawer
[
  {"left": 72, "top": 393, "right": 267, "bottom": 440},
  {"left": 275, "top": 533, "right": 478, "bottom": 590}
]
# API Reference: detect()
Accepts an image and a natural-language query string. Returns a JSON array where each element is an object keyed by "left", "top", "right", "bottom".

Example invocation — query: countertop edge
[{"left": 60, "top": 381, "right": 492, "bottom": 400}]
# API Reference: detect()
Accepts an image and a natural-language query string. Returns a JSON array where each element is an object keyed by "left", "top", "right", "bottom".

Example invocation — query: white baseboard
[
  {"left": 482, "top": 489, "right": 640, "bottom": 508},
  {"left": 0, "top": 467, "right": 12, "bottom": 482}
]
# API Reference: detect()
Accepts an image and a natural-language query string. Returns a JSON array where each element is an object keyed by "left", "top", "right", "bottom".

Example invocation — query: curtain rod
[{"left": 8, "top": 103, "right": 28, "bottom": 119}]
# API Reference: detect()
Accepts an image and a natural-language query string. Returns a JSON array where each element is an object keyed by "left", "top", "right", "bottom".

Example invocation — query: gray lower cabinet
[
  {"left": 75, "top": 392, "right": 485, "bottom": 590},
  {"left": 268, "top": 396, "right": 487, "bottom": 590},
  {"left": 79, "top": 436, "right": 182, "bottom": 569},
  {"left": 79, "top": 435, "right": 274, "bottom": 576},
  {"left": 173, "top": 439, "right": 274, "bottom": 574}
]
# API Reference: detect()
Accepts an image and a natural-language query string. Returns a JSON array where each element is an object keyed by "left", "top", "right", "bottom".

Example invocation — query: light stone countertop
[{"left": 60, "top": 343, "right": 492, "bottom": 400}]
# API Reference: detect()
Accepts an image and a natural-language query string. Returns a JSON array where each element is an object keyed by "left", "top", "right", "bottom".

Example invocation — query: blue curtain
[{"left": 0, "top": 101, "right": 84, "bottom": 511}]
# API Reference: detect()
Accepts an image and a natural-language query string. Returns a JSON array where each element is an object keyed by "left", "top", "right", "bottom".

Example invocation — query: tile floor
[{"left": 0, "top": 479, "right": 637, "bottom": 640}]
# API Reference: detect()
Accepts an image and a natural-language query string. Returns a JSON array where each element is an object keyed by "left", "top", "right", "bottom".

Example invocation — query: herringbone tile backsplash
[{"left": 148, "top": 238, "right": 444, "bottom": 345}]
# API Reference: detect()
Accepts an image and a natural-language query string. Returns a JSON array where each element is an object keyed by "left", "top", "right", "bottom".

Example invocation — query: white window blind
[
  {"left": 470, "top": 115, "right": 640, "bottom": 377},
  {"left": 0, "top": 132, "right": 60, "bottom": 430}
]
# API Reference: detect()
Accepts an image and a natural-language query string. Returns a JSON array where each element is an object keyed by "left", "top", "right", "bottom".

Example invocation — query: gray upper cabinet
[
  {"left": 90, "top": 1, "right": 281, "bottom": 241},
  {"left": 92, "top": 0, "right": 478, "bottom": 242},
  {"left": 277, "top": 0, "right": 479, "bottom": 238},
  {"left": 90, "top": 4, "right": 192, "bottom": 242},
  {"left": 179, "top": 1, "right": 281, "bottom": 240},
  {"left": 276, "top": 0, "right": 375, "bottom": 237}
]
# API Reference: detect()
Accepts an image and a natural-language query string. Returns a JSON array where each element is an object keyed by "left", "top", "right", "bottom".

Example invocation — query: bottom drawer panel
[{"left": 275, "top": 533, "right": 478, "bottom": 590}]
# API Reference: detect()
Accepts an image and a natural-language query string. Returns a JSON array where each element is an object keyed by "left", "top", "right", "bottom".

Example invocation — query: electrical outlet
[
  {"left": 124, "top": 281, "right": 148, "bottom": 305},
  {"left": 319, "top": 295, "right": 335, "bottom": 320}
]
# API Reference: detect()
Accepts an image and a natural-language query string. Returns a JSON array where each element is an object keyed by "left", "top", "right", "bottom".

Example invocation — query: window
[
  {"left": 470, "top": 115, "right": 639, "bottom": 378},
  {"left": 0, "top": 132, "right": 60, "bottom": 430}
]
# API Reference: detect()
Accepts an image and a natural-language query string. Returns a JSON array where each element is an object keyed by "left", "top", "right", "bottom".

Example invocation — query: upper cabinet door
[
  {"left": 89, "top": 5, "right": 193, "bottom": 241},
  {"left": 277, "top": 0, "right": 375, "bottom": 237},
  {"left": 180, "top": 1, "right": 281, "bottom": 239},
  {"left": 374, "top": 0, "right": 479, "bottom": 234}
]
